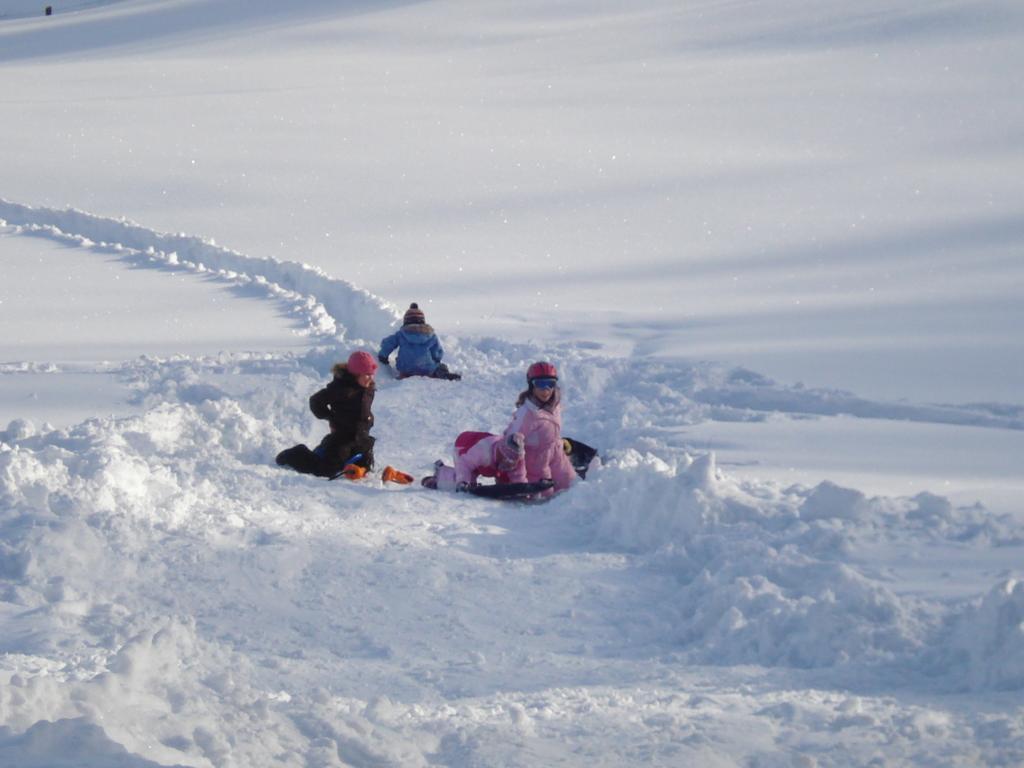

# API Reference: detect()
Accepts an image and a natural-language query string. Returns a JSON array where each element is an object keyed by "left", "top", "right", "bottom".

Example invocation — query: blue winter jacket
[{"left": 378, "top": 324, "right": 444, "bottom": 376}]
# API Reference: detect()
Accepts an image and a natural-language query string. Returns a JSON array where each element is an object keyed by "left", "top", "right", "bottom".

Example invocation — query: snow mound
[
  {"left": 562, "top": 453, "right": 921, "bottom": 668},
  {"left": 943, "top": 579, "right": 1024, "bottom": 691},
  {"left": 0, "top": 718, "right": 186, "bottom": 768},
  {"left": 559, "top": 450, "right": 1021, "bottom": 675}
]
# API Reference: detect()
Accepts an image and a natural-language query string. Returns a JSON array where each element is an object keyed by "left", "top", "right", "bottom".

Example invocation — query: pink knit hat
[
  {"left": 496, "top": 433, "right": 525, "bottom": 471},
  {"left": 347, "top": 350, "right": 379, "bottom": 376}
]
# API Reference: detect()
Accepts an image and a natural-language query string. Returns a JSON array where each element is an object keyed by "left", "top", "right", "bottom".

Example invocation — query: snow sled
[
  {"left": 465, "top": 478, "right": 554, "bottom": 499},
  {"left": 563, "top": 437, "right": 598, "bottom": 479},
  {"left": 421, "top": 473, "right": 555, "bottom": 500},
  {"left": 420, "top": 433, "right": 598, "bottom": 500}
]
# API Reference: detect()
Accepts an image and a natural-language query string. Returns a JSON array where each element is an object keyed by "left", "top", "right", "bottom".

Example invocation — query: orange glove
[{"left": 382, "top": 466, "right": 414, "bottom": 485}]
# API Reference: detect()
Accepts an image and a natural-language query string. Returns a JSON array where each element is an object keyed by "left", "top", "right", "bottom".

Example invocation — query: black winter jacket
[{"left": 309, "top": 364, "right": 375, "bottom": 445}]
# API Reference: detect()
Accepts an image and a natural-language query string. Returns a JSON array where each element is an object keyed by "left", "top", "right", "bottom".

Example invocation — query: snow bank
[
  {"left": 0, "top": 718, "right": 184, "bottom": 768},
  {"left": 1, "top": 372, "right": 314, "bottom": 763},
  {"left": 942, "top": 579, "right": 1024, "bottom": 692},
  {"left": 558, "top": 450, "right": 1023, "bottom": 680},
  {"left": 561, "top": 453, "right": 921, "bottom": 668},
  {"left": 0, "top": 199, "right": 398, "bottom": 344}
]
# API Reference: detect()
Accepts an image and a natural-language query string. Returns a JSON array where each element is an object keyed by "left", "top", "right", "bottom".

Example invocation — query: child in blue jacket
[{"left": 378, "top": 303, "right": 461, "bottom": 380}]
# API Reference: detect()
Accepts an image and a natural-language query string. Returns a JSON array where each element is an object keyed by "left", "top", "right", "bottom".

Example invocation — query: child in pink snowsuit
[
  {"left": 425, "top": 431, "right": 525, "bottom": 491},
  {"left": 503, "top": 361, "right": 575, "bottom": 494}
]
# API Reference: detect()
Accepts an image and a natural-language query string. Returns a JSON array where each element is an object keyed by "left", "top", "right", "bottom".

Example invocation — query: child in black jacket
[{"left": 276, "top": 351, "right": 378, "bottom": 477}]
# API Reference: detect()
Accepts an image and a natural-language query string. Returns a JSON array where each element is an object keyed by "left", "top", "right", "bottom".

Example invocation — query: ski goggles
[{"left": 530, "top": 377, "right": 558, "bottom": 390}]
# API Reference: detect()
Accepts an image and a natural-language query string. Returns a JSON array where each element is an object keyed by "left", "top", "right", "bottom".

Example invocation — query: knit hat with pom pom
[{"left": 403, "top": 303, "right": 426, "bottom": 326}]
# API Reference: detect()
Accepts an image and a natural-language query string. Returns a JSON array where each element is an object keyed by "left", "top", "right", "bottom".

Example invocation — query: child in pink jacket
[
  {"left": 503, "top": 361, "right": 575, "bottom": 494},
  {"left": 422, "top": 431, "right": 525, "bottom": 491}
]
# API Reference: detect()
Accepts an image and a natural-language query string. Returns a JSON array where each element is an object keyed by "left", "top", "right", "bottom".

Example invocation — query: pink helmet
[
  {"left": 347, "top": 350, "right": 379, "bottom": 376},
  {"left": 526, "top": 361, "right": 557, "bottom": 382}
]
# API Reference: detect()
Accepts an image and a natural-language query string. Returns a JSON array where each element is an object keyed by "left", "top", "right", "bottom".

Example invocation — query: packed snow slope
[
  {"left": 2, "top": 204, "right": 1024, "bottom": 766},
  {"left": 2, "top": 0, "right": 1023, "bottom": 402}
]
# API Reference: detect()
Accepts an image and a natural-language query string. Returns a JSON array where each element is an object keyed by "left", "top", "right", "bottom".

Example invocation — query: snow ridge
[{"left": 0, "top": 198, "right": 399, "bottom": 344}]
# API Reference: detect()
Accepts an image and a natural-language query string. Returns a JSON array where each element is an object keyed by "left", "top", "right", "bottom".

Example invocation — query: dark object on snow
[
  {"left": 423, "top": 362, "right": 461, "bottom": 381},
  {"left": 563, "top": 437, "right": 598, "bottom": 479},
  {"left": 420, "top": 461, "right": 552, "bottom": 500},
  {"left": 45, "top": 6, "right": 52, "bottom": 15},
  {"left": 464, "top": 479, "right": 555, "bottom": 499}
]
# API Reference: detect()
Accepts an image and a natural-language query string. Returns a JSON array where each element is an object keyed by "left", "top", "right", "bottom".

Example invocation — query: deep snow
[
  {"left": 2, "top": 202, "right": 1023, "bottom": 766},
  {"left": 2, "top": 0, "right": 1024, "bottom": 766}
]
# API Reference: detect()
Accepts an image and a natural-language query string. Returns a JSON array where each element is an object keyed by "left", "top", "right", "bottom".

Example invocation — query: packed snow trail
[
  {"left": 4, "top": 199, "right": 1021, "bottom": 432},
  {"left": 2, "top": 204, "right": 1023, "bottom": 765}
]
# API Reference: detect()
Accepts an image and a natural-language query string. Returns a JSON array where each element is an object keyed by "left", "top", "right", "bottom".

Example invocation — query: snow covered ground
[{"left": 2, "top": 1, "right": 1023, "bottom": 765}]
